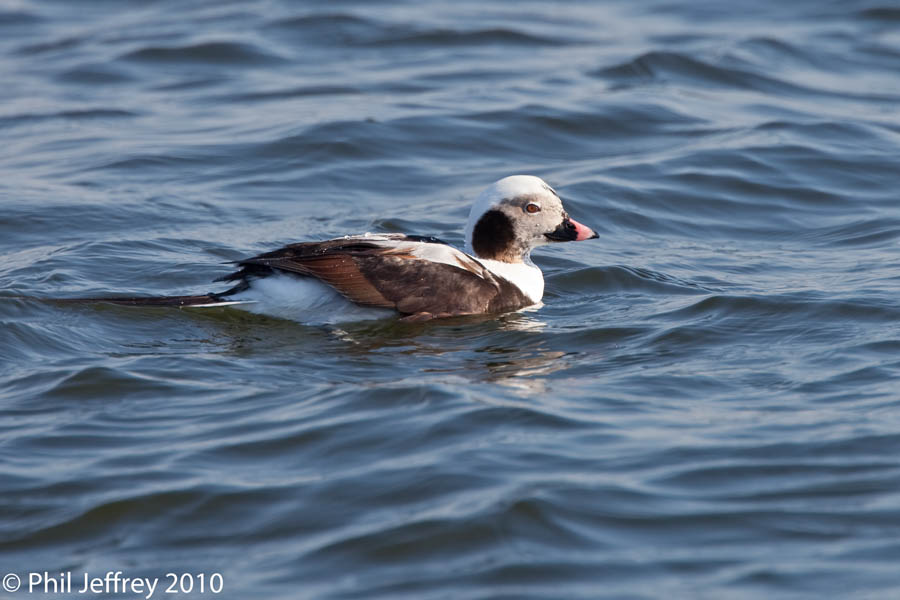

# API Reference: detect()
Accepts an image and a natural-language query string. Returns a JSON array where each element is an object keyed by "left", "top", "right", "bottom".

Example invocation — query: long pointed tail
[{"left": 49, "top": 293, "right": 247, "bottom": 308}]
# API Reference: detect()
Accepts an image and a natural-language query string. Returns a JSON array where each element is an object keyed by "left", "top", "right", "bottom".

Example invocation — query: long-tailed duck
[{"left": 62, "top": 175, "right": 598, "bottom": 322}]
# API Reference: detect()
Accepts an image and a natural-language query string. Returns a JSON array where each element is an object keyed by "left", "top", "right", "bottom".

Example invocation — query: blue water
[{"left": 2, "top": 1, "right": 900, "bottom": 598}]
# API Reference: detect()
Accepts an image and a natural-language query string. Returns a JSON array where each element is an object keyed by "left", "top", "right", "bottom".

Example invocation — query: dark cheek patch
[{"left": 471, "top": 209, "right": 515, "bottom": 261}]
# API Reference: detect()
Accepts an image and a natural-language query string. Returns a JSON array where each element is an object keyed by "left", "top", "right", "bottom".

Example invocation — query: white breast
[{"left": 477, "top": 258, "right": 544, "bottom": 304}]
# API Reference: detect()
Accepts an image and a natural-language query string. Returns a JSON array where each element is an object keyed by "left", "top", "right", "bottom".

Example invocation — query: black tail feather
[
  {"left": 50, "top": 293, "right": 229, "bottom": 307},
  {"left": 14, "top": 281, "right": 250, "bottom": 308}
]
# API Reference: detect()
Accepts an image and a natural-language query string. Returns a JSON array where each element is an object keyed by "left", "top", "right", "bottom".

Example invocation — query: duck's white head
[{"left": 464, "top": 175, "right": 598, "bottom": 263}]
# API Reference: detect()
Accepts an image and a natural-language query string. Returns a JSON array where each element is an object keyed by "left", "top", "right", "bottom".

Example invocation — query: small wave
[
  {"left": 551, "top": 266, "right": 714, "bottom": 296},
  {"left": 462, "top": 102, "right": 705, "bottom": 159},
  {"left": 858, "top": 7, "right": 900, "bottom": 20},
  {"left": 44, "top": 366, "right": 184, "bottom": 400},
  {"left": 16, "top": 35, "right": 82, "bottom": 56},
  {"left": 1, "top": 488, "right": 207, "bottom": 550},
  {"left": 264, "top": 12, "right": 374, "bottom": 33},
  {"left": 255, "top": 129, "right": 384, "bottom": 163},
  {"left": 97, "top": 154, "right": 207, "bottom": 172},
  {"left": 730, "top": 36, "right": 840, "bottom": 73},
  {"left": 231, "top": 85, "right": 360, "bottom": 103},
  {"left": 122, "top": 41, "right": 286, "bottom": 65},
  {"left": 0, "top": 9, "right": 42, "bottom": 27},
  {"left": 800, "top": 218, "right": 900, "bottom": 248},
  {"left": 593, "top": 50, "right": 803, "bottom": 94},
  {"left": 363, "top": 27, "right": 566, "bottom": 48},
  {"left": 0, "top": 109, "right": 136, "bottom": 131},
  {"left": 266, "top": 13, "right": 563, "bottom": 48},
  {"left": 653, "top": 294, "right": 900, "bottom": 328},
  {"left": 595, "top": 48, "right": 900, "bottom": 105},
  {"left": 754, "top": 119, "right": 890, "bottom": 146},
  {"left": 263, "top": 12, "right": 378, "bottom": 47},
  {"left": 58, "top": 64, "right": 136, "bottom": 85},
  {"left": 652, "top": 459, "right": 898, "bottom": 499}
]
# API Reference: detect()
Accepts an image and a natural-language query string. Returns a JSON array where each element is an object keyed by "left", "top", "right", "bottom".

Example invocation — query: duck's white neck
[{"left": 477, "top": 256, "right": 544, "bottom": 304}]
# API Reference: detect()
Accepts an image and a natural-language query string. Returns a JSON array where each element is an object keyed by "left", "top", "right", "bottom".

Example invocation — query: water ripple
[
  {"left": 3, "top": 1, "right": 900, "bottom": 598},
  {"left": 122, "top": 41, "right": 287, "bottom": 66}
]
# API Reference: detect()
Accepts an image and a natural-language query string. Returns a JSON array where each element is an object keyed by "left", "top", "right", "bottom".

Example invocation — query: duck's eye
[{"left": 524, "top": 203, "right": 541, "bottom": 214}]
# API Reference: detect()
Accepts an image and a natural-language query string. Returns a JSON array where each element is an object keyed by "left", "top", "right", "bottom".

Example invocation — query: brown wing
[
  {"left": 219, "top": 237, "right": 531, "bottom": 316},
  {"left": 354, "top": 253, "right": 506, "bottom": 315},
  {"left": 221, "top": 239, "right": 398, "bottom": 308}
]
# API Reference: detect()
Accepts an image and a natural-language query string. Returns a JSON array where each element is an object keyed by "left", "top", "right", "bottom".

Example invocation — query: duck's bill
[{"left": 545, "top": 217, "right": 599, "bottom": 242}]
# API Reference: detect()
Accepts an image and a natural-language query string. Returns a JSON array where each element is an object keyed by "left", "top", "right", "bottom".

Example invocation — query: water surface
[{"left": 2, "top": 1, "right": 900, "bottom": 598}]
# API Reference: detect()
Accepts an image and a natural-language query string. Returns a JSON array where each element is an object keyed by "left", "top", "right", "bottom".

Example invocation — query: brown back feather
[{"left": 223, "top": 238, "right": 531, "bottom": 316}]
